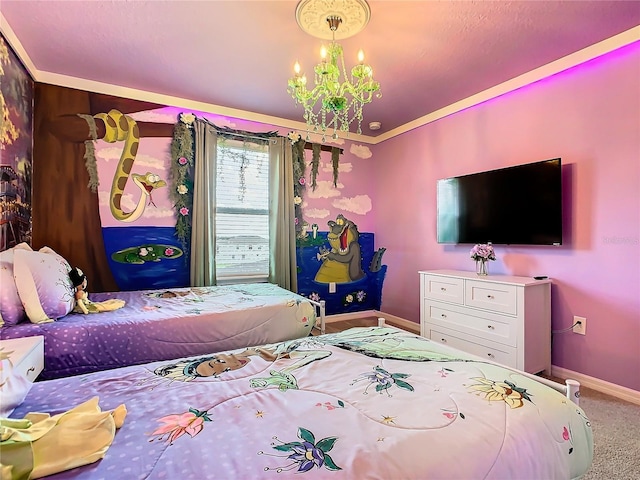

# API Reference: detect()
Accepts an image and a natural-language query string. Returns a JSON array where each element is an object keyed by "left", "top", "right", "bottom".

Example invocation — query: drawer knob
[
  {"left": 441, "top": 314, "right": 447, "bottom": 318},
  {"left": 441, "top": 338, "right": 447, "bottom": 343},
  {"left": 487, "top": 325, "right": 494, "bottom": 329},
  {"left": 487, "top": 353, "right": 495, "bottom": 358},
  {"left": 487, "top": 295, "right": 494, "bottom": 299},
  {"left": 440, "top": 287, "right": 446, "bottom": 291},
  {"left": 27, "top": 367, "right": 35, "bottom": 373}
]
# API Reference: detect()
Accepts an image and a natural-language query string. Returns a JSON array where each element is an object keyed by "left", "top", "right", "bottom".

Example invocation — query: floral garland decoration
[
  {"left": 170, "top": 112, "right": 195, "bottom": 251},
  {"left": 289, "top": 132, "right": 307, "bottom": 238}
]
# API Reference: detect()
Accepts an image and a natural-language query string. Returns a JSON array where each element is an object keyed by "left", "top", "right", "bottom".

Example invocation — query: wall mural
[
  {"left": 86, "top": 110, "right": 187, "bottom": 291},
  {"left": 79, "top": 103, "right": 385, "bottom": 312},
  {"left": 0, "top": 34, "right": 33, "bottom": 252},
  {"left": 315, "top": 214, "right": 365, "bottom": 283},
  {"left": 282, "top": 133, "right": 386, "bottom": 314},
  {"left": 296, "top": 213, "right": 386, "bottom": 315},
  {"left": 94, "top": 109, "right": 167, "bottom": 223}
]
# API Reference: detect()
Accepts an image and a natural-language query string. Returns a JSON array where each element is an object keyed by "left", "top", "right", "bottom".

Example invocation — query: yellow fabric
[
  {"left": 89, "top": 299, "right": 126, "bottom": 313},
  {"left": 0, "top": 397, "right": 126, "bottom": 480},
  {"left": 73, "top": 297, "right": 125, "bottom": 315}
]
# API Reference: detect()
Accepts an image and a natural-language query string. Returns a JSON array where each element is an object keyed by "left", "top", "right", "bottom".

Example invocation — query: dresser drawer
[
  {"left": 465, "top": 280, "right": 517, "bottom": 315},
  {"left": 429, "top": 329, "right": 516, "bottom": 368},
  {"left": 423, "top": 275, "right": 464, "bottom": 305},
  {"left": 14, "top": 346, "right": 44, "bottom": 382},
  {"left": 426, "top": 304, "right": 516, "bottom": 347},
  {"left": 1, "top": 336, "right": 44, "bottom": 382}
]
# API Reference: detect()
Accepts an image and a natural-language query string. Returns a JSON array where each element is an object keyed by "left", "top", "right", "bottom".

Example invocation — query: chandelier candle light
[{"left": 289, "top": 0, "right": 381, "bottom": 140}]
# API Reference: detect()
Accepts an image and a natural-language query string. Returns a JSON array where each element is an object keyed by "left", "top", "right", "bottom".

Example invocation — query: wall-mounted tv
[{"left": 437, "top": 158, "right": 562, "bottom": 245}]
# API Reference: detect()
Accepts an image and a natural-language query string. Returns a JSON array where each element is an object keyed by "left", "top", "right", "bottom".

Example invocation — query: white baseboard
[
  {"left": 552, "top": 365, "right": 640, "bottom": 406},
  {"left": 324, "top": 309, "right": 378, "bottom": 323},
  {"left": 373, "top": 310, "right": 420, "bottom": 334}
]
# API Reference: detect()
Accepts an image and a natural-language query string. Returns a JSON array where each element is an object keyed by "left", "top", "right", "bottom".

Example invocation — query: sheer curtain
[
  {"left": 268, "top": 137, "right": 297, "bottom": 291},
  {"left": 190, "top": 119, "right": 218, "bottom": 286}
]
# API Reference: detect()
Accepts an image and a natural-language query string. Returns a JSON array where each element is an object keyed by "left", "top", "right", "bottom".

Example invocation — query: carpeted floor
[
  {"left": 578, "top": 386, "right": 640, "bottom": 479},
  {"left": 320, "top": 318, "right": 640, "bottom": 479}
]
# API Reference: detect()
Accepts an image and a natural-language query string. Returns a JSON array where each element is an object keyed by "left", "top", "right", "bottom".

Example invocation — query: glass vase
[{"left": 476, "top": 259, "right": 488, "bottom": 276}]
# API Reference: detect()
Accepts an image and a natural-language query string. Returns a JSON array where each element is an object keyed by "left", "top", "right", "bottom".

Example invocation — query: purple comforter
[{"left": 0, "top": 284, "right": 315, "bottom": 379}]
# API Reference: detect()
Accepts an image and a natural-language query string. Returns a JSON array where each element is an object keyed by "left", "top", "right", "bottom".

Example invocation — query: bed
[
  {"left": 3, "top": 325, "right": 593, "bottom": 479},
  {"left": 0, "top": 283, "right": 324, "bottom": 380}
]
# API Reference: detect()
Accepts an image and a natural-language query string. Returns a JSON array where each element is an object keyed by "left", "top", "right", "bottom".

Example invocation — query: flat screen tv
[{"left": 437, "top": 158, "right": 562, "bottom": 245}]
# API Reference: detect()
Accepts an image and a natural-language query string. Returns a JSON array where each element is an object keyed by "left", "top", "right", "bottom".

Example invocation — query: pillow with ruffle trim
[
  {"left": 13, "top": 247, "right": 75, "bottom": 323},
  {"left": 0, "top": 243, "right": 32, "bottom": 326}
]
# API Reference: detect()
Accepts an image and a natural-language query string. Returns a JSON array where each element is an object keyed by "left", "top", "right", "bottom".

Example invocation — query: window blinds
[{"left": 215, "top": 139, "right": 270, "bottom": 282}]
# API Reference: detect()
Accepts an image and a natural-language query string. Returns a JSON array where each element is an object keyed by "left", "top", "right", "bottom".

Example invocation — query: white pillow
[
  {"left": 0, "top": 243, "right": 32, "bottom": 326},
  {"left": 13, "top": 247, "right": 75, "bottom": 323}
]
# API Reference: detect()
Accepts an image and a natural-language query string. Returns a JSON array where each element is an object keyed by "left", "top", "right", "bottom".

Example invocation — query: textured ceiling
[{"left": 2, "top": 1, "right": 639, "bottom": 137}]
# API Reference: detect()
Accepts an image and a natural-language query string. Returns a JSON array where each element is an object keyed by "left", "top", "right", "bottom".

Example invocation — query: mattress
[
  {"left": 0, "top": 283, "right": 316, "bottom": 379},
  {"left": 5, "top": 326, "right": 593, "bottom": 479}
]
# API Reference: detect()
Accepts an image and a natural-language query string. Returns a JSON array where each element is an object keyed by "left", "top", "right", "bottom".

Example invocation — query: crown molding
[
  {"left": 373, "top": 26, "right": 640, "bottom": 144},
  {"left": 0, "top": 12, "right": 37, "bottom": 79}
]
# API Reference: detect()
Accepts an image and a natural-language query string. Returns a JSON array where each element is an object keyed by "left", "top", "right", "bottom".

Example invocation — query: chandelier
[{"left": 288, "top": 0, "right": 381, "bottom": 139}]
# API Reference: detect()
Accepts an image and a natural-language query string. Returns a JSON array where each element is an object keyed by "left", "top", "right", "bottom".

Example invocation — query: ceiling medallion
[
  {"left": 289, "top": 0, "right": 381, "bottom": 139},
  {"left": 295, "top": 0, "right": 371, "bottom": 40}
]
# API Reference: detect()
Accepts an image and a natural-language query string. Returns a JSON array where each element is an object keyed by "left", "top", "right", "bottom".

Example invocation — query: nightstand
[
  {"left": 0, "top": 336, "right": 45, "bottom": 382},
  {"left": 0, "top": 336, "right": 44, "bottom": 416}
]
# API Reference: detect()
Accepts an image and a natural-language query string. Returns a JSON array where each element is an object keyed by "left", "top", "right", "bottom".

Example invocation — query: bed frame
[
  {"left": 376, "top": 317, "right": 581, "bottom": 405},
  {"left": 311, "top": 299, "right": 327, "bottom": 334}
]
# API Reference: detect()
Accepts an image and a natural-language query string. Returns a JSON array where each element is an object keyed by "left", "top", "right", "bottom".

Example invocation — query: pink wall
[{"left": 371, "top": 43, "right": 640, "bottom": 391}]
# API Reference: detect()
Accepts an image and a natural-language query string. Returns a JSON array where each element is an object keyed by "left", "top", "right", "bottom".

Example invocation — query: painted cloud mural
[{"left": 332, "top": 195, "right": 372, "bottom": 215}]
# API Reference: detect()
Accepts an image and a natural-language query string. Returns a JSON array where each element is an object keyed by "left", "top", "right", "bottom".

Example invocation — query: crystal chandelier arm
[{"left": 289, "top": 3, "right": 380, "bottom": 138}]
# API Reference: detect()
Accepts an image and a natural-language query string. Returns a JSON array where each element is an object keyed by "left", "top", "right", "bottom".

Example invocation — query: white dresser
[{"left": 419, "top": 270, "right": 551, "bottom": 374}]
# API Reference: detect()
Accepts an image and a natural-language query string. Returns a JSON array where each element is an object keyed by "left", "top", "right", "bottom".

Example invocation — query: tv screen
[{"left": 437, "top": 158, "right": 562, "bottom": 245}]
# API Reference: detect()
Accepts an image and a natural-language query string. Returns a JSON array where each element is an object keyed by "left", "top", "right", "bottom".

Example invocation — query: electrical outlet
[
  {"left": 573, "top": 316, "right": 586, "bottom": 335},
  {"left": 329, "top": 282, "right": 336, "bottom": 294}
]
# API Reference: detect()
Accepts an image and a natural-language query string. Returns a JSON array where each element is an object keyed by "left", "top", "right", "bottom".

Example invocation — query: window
[{"left": 215, "top": 138, "right": 270, "bottom": 283}]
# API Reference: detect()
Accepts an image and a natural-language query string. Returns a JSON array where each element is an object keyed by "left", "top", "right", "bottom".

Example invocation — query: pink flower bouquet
[{"left": 470, "top": 243, "right": 496, "bottom": 261}]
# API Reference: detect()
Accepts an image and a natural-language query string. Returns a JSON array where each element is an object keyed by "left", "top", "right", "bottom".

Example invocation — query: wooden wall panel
[{"left": 32, "top": 84, "right": 118, "bottom": 292}]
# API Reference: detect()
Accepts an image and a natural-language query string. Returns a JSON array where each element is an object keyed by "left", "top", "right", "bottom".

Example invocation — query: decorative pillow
[
  {"left": 13, "top": 246, "right": 75, "bottom": 324},
  {"left": 0, "top": 243, "right": 32, "bottom": 326}
]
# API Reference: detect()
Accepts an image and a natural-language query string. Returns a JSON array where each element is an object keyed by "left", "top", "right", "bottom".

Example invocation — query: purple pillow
[
  {"left": 13, "top": 247, "right": 75, "bottom": 323},
  {"left": 0, "top": 243, "right": 32, "bottom": 326}
]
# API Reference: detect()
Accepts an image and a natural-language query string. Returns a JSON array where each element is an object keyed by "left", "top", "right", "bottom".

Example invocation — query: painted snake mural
[{"left": 94, "top": 109, "right": 166, "bottom": 222}]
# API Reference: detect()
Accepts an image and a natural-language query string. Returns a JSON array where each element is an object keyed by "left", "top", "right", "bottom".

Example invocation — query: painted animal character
[
  {"left": 94, "top": 109, "right": 166, "bottom": 222},
  {"left": 315, "top": 214, "right": 365, "bottom": 284}
]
